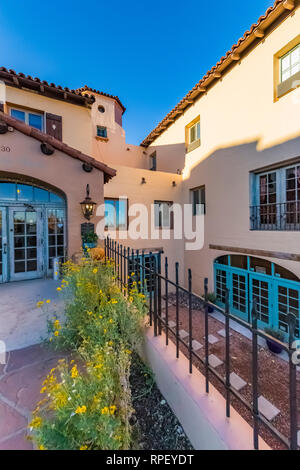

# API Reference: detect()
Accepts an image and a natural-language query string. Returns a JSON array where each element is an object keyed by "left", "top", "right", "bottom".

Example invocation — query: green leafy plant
[
  {"left": 264, "top": 326, "right": 285, "bottom": 342},
  {"left": 82, "top": 231, "right": 99, "bottom": 244},
  {"left": 31, "top": 258, "right": 147, "bottom": 450},
  {"left": 207, "top": 292, "right": 217, "bottom": 304}
]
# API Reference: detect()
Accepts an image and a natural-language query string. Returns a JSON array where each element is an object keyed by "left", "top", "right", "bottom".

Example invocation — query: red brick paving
[{"left": 0, "top": 344, "right": 65, "bottom": 450}]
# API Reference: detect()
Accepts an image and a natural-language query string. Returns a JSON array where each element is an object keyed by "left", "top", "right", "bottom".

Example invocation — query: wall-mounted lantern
[
  {"left": 80, "top": 184, "right": 96, "bottom": 220},
  {"left": 172, "top": 181, "right": 177, "bottom": 188},
  {"left": 141, "top": 177, "right": 146, "bottom": 185}
]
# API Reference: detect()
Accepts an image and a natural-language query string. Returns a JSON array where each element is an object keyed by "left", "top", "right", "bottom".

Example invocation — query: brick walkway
[{"left": 0, "top": 344, "right": 64, "bottom": 450}]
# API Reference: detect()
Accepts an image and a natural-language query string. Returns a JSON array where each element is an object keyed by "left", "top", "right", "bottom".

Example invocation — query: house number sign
[{"left": 0, "top": 146, "right": 11, "bottom": 152}]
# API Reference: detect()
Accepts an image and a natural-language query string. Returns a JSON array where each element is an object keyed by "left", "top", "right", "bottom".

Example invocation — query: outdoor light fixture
[
  {"left": 80, "top": 184, "right": 96, "bottom": 221},
  {"left": 172, "top": 181, "right": 177, "bottom": 188},
  {"left": 141, "top": 177, "right": 146, "bottom": 185}
]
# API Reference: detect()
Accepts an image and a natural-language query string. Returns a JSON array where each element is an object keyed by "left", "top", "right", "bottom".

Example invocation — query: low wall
[{"left": 141, "top": 327, "right": 270, "bottom": 451}]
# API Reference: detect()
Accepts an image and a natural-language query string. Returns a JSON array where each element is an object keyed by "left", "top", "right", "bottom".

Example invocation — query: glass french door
[
  {"left": 231, "top": 270, "right": 249, "bottom": 322},
  {"left": 249, "top": 274, "right": 273, "bottom": 330},
  {"left": 0, "top": 208, "right": 7, "bottom": 283},
  {"left": 9, "top": 207, "right": 43, "bottom": 281}
]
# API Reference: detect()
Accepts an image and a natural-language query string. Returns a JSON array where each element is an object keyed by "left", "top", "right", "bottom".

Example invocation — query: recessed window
[
  {"left": 191, "top": 186, "right": 206, "bottom": 216},
  {"left": 10, "top": 107, "right": 44, "bottom": 131},
  {"left": 186, "top": 117, "right": 201, "bottom": 153},
  {"left": 104, "top": 198, "right": 128, "bottom": 230},
  {"left": 98, "top": 105, "right": 105, "bottom": 113},
  {"left": 281, "top": 44, "right": 300, "bottom": 83},
  {"left": 96, "top": 126, "right": 107, "bottom": 138},
  {"left": 154, "top": 201, "right": 173, "bottom": 229},
  {"left": 150, "top": 153, "right": 157, "bottom": 171}
]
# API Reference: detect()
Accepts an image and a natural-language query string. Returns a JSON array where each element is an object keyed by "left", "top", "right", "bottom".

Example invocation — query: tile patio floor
[
  {"left": 0, "top": 279, "right": 64, "bottom": 352},
  {"left": 0, "top": 344, "right": 66, "bottom": 450}
]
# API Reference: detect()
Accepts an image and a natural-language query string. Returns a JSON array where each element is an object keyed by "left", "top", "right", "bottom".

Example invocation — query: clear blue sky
[{"left": 0, "top": 0, "right": 274, "bottom": 145}]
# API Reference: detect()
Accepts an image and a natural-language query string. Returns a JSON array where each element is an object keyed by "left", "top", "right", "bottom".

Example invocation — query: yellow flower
[
  {"left": 125, "top": 349, "right": 132, "bottom": 355},
  {"left": 56, "top": 287, "right": 62, "bottom": 292},
  {"left": 103, "top": 329, "right": 107, "bottom": 334},
  {"left": 80, "top": 445, "right": 88, "bottom": 450},
  {"left": 111, "top": 299, "right": 118, "bottom": 304},
  {"left": 46, "top": 299, "right": 51, "bottom": 304},
  {"left": 110, "top": 405, "right": 117, "bottom": 415},
  {"left": 131, "top": 272, "right": 135, "bottom": 277},
  {"left": 54, "top": 330, "right": 59, "bottom": 337},
  {"left": 29, "top": 416, "right": 42, "bottom": 429},
  {"left": 75, "top": 405, "right": 87, "bottom": 414},
  {"left": 87, "top": 311, "right": 93, "bottom": 316},
  {"left": 93, "top": 268, "right": 98, "bottom": 274},
  {"left": 54, "top": 319, "right": 60, "bottom": 329},
  {"left": 129, "top": 296, "right": 134, "bottom": 303},
  {"left": 36, "top": 301, "right": 44, "bottom": 308},
  {"left": 39, "top": 445, "right": 46, "bottom": 450},
  {"left": 101, "top": 406, "right": 109, "bottom": 415},
  {"left": 71, "top": 365, "right": 79, "bottom": 378},
  {"left": 108, "top": 341, "right": 113, "bottom": 346},
  {"left": 109, "top": 319, "right": 113, "bottom": 324},
  {"left": 40, "top": 386, "right": 46, "bottom": 394}
]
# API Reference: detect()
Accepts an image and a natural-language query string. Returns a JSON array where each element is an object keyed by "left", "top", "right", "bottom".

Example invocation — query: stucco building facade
[{"left": 0, "top": 0, "right": 300, "bottom": 338}]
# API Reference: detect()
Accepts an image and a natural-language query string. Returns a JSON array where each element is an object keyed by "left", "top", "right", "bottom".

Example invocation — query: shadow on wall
[{"left": 148, "top": 142, "right": 186, "bottom": 174}]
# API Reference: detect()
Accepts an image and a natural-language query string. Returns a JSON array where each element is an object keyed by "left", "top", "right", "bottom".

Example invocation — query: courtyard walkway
[
  {"left": 0, "top": 344, "right": 66, "bottom": 450},
  {"left": 0, "top": 279, "right": 64, "bottom": 352}
]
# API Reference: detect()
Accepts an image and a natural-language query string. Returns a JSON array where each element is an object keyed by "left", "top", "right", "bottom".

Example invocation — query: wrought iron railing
[
  {"left": 104, "top": 237, "right": 299, "bottom": 451},
  {"left": 250, "top": 202, "right": 300, "bottom": 231}
]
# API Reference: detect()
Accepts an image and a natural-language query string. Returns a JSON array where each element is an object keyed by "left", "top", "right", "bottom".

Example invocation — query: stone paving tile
[
  {"left": 207, "top": 334, "right": 219, "bottom": 345},
  {"left": 192, "top": 340, "right": 203, "bottom": 351},
  {"left": 4, "top": 344, "right": 58, "bottom": 374},
  {"left": 258, "top": 396, "right": 280, "bottom": 422},
  {"left": 208, "top": 354, "right": 223, "bottom": 368},
  {"left": 0, "top": 357, "right": 60, "bottom": 411},
  {"left": 230, "top": 372, "right": 247, "bottom": 391},
  {"left": 217, "top": 329, "right": 232, "bottom": 338},
  {"left": 179, "top": 330, "right": 189, "bottom": 340},
  {"left": 0, "top": 402, "right": 27, "bottom": 440},
  {"left": 0, "top": 431, "right": 33, "bottom": 450}
]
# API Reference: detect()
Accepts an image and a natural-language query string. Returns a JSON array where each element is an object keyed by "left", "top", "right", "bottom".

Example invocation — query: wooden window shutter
[{"left": 46, "top": 113, "right": 62, "bottom": 141}]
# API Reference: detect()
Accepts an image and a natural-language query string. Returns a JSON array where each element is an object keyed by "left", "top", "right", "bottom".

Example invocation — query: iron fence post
[
  {"left": 225, "top": 288, "right": 231, "bottom": 418},
  {"left": 175, "top": 262, "right": 180, "bottom": 359},
  {"left": 165, "top": 257, "right": 169, "bottom": 346},
  {"left": 158, "top": 253, "right": 162, "bottom": 336},
  {"left": 251, "top": 298, "right": 259, "bottom": 451},
  {"left": 288, "top": 313, "right": 297, "bottom": 450},
  {"left": 188, "top": 269, "right": 193, "bottom": 375},
  {"left": 149, "top": 252, "right": 153, "bottom": 327},
  {"left": 153, "top": 255, "right": 158, "bottom": 337},
  {"left": 204, "top": 278, "right": 209, "bottom": 394}
]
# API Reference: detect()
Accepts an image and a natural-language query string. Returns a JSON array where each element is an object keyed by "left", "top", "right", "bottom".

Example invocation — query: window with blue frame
[
  {"left": 250, "top": 164, "right": 300, "bottom": 230},
  {"left": 97, "top": 126, "right": 107, "bottom": 138},
  {"left": 0, "top": 182, "right": 64, "bottom": 204},
  {"left": 104, "top": 198, "right": 128, "bottom": 230},
  {"left": 10, "top": 107, "right": 44, "bottom": 131},
  {"left": 214, "top": 254, "right": 300, "bottom": 339}
]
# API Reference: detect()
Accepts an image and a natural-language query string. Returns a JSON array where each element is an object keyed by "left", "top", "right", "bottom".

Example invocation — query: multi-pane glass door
[
  {"left": 249, "top": 274, "right": 272, "bottom": 330},
  {"left": 0, "top": 208, "right": 7, "bottom": 283},
  {"left": 9, "top": 208, "right": 42, "bottom": 281}
]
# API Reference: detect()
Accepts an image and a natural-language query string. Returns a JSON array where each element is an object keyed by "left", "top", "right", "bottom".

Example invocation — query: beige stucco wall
[
  {"left": 147, "top": 7, "right": 300, "bottom": 292},
  {"left": 0, "top": 129, "right": 104, "bottom": 258},
  {"left": 104, "top": 165, "right": 184, "bottom": 283},
  {"left": 2, "top": 85, "right": 92, "bottom": 156}
]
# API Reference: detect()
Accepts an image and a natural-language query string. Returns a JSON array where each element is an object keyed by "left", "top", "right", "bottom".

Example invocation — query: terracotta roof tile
[
  {"left": 141, "top": 0, "right": 297, "bottom": 147},
  {"left": 0, "top": 67, "right": 95, "bottom": 107},
  {"left": 76, "top": 85, "right": 126, "bottom": 114},
  {"left": 0, "top": 111, "right": 116, "bottom": 182}
]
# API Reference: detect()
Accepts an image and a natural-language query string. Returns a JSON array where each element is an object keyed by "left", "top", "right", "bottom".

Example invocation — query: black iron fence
[
  {"left": 104, "top": 238, "right": 299, "bottom": 451},
  {"left": 250, "top": 202, "right": 300, "bottom": 231}
]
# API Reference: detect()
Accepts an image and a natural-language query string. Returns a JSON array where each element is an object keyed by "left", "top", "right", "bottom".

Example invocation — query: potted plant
[
  {"left": 207, "top": 292, "right": 217, "bottom": 313},
  {"left": 82, "top": 231, "right": 98, "bottom": 252},
  {"left": 264, "top": 327, "right": 285, "bottom": 354}
]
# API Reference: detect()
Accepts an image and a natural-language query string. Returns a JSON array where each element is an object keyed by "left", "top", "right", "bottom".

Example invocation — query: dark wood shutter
[
  {"left": 46, "top": 113, "right": 62, "bottom": 141},
  {"left": 0, "top": 103, "right": 4, "bottom": 112}
]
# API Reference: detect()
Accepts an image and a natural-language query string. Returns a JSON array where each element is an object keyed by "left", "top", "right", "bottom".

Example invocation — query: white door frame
[
  {"left": 0, "top": 207, "right": 8, "bottom": 283},
  {"left": 8, "top": 206, "right": 43, "bottom": 281}
]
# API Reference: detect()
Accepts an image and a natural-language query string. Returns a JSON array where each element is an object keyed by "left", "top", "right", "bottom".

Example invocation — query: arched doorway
[
  {"left": 0, "top": 180, "right": 66, "bottom": 283},
  {"left": 214, "top": 255, "right": 300, "bottom": 339}
]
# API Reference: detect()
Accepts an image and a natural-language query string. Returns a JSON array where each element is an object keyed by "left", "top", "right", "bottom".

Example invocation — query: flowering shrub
[{"left": 30, "top": 257, "right": 147, "bottom": 450}]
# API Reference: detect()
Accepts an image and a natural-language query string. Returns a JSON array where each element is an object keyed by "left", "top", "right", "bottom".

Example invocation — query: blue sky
[{"left": 0, "top": 0, "right": 274, "bottom": 145}]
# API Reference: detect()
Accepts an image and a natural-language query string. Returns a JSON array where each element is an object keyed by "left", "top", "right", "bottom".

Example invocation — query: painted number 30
[{"left": 0, "top": 146, "right": 10, "bottom": 152}]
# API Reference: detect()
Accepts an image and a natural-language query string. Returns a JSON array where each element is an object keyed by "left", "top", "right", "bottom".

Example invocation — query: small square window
[
  {"left": 97, "top": 126, "right": 107, "bottom": 138},
  {"left": 10, "top": 107, "right": 44, "bottom": 131},
  {"left": 154, "top": 201, "right": 173, "bottom": 229}
]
